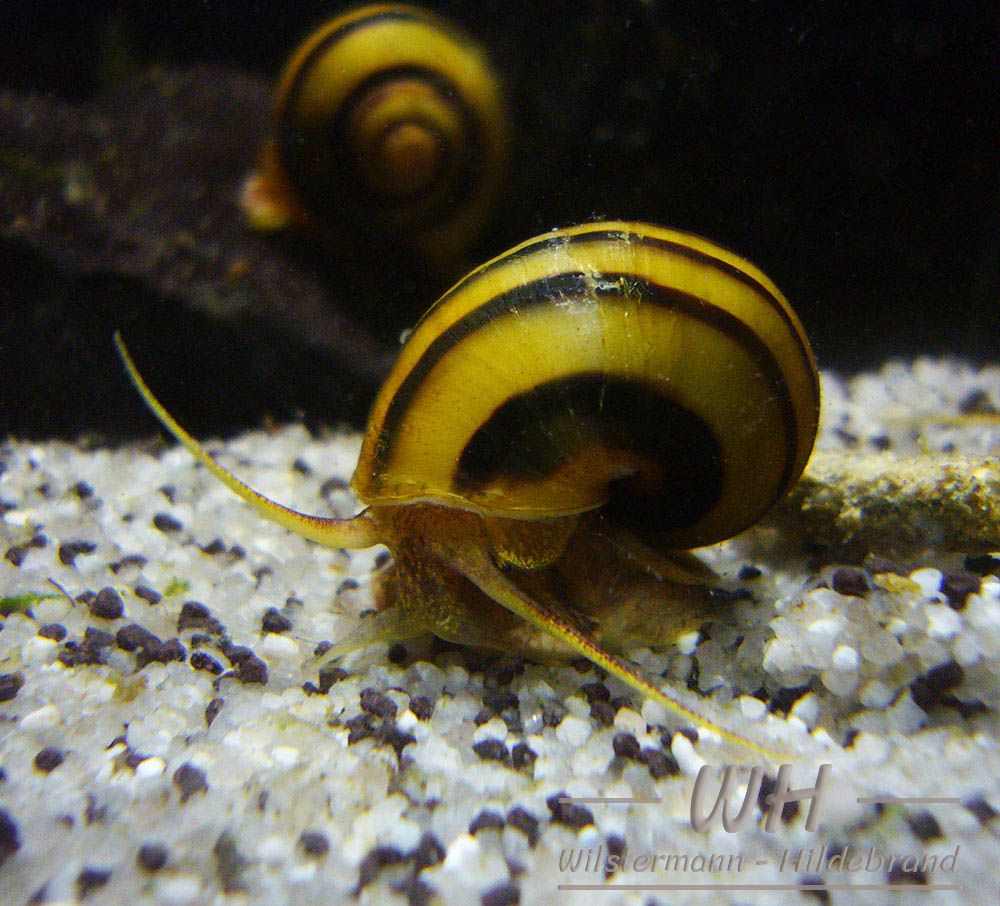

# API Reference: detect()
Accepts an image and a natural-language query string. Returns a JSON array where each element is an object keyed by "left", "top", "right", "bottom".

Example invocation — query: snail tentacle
[
  {"left": 115, "top": 334, "right": 381, "bottom": 551},
  {"left": 454, "top": 545, "right": 784, "bottom": 759},
  {"left": 116, "top": 221, "right": 820, "bottom": 760},
  {"left": 312, "top": 601, "right": 429, "bottom": 666}
]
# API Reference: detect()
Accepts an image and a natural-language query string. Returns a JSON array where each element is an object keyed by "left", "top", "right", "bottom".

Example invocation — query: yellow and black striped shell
[
  {"left": 353, "top": 221, "right": 820, "bottom": 549},
  {"left": 114, "top": 219, "right": 820, "bottom": 753},
  {"left": 245, "top": 3, "right": 509, "bottom": 263}
]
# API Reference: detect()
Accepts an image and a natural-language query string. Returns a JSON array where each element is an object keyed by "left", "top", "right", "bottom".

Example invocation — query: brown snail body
[{"left": 117, "top": 221, "right": 819, "bottom": 755}]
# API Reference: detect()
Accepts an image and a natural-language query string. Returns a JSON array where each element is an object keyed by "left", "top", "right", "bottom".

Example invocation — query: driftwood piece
[
  {"left": 774, "top": 451, "right": 1000, "bottom": 562},
  {"left": 0, "top": 67, "right": 407, "bottom": 439}
]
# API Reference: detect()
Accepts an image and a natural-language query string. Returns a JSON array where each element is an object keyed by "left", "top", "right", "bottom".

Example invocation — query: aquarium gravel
[{"left": 1, "top": 358, "right": 999, "bottom": 906}]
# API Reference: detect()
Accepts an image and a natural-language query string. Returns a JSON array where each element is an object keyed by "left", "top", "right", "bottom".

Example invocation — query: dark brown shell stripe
[
  {"left": 279, "top": 8, "right": 445, "bottom": 120},
  {"left": 455, "top": 372, "right": 726, "bottom": 535},
  {"left": 327, "top": 66, "right": 482, "bottom": 224},
  {"left": 372, "top": 263, "right": 804, "bottom": 523},
  {"left": 416, "top": 226, "right": 820, "bottom": 408},
  {"left": 277, "top": 9, "right": 484, "bottom": 229}
]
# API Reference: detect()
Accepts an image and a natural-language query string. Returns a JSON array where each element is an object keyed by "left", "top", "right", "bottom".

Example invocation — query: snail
[
  {"left": 241, "top": 3, "right": 510, "bottom": 267},
  {"left": 116, "top": 221, "right": 820, "bottom": 755}
]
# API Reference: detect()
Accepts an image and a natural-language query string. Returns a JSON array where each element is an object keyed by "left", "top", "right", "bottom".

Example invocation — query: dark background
[{"left": 1, "top": 0, "right": 997, "bottom": 438}]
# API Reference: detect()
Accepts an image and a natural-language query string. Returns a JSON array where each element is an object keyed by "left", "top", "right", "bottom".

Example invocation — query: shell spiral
[
  {"left": 250, "top": 3, "right": 509, "bottom": 263},
  {"left": 352, "top": 221, "right": 820, "bottom": 549}
]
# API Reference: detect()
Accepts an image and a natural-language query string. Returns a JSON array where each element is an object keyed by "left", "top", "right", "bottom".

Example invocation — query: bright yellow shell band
[{"left": 354, "top": 222, "right": 819, "bottom": 548}]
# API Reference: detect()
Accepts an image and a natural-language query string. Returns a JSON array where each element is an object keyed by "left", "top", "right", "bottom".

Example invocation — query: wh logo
[{"left": 690, "top": 763, "right": 833, "bottom": 832}]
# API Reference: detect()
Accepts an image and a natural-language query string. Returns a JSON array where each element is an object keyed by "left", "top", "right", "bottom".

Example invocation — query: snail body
[
  {"left": 242, "top": 3, "right": 510, "bottom": 266},
  {"left": 116, "top": 221, "right": 819, "bottom": 755}
]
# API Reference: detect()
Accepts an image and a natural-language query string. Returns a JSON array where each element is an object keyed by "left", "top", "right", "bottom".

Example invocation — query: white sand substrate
[{"left": 1, "top": 358, "right": 998, "bottom": 905}]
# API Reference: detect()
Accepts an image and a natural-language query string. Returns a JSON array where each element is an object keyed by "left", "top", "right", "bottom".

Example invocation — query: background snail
[
  {"left": 241, "top": 3, "right": 510, "bottom": 268},
  {"left": 116, "top": 221, "right": 820, "bottom": 754}
]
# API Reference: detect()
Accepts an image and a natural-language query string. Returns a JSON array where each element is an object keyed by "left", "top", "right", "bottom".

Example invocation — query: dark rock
[
  {"left": 830, "top": 566, "right": 870, "bottom": 597},
  {"left": 579, "top": 681, "right": 611, "bottom": 704},
  {"left": 58, "top": 540, "right": 96, "bottom": 565},
  {"left": 177, "top": 600, "right": 216, "bottom": 631},
  {"left": 213, "top": 831, "right": 249, "bottom": 893},
  {"left": 757, "top": 773, "right": 800, "bottom": 823},
  {"left": 910, "top": 660, "right": 964, "bottom": 710},
  {"left": 57, "top": 639, "right": 105, "bottom": 667},
  {"left": 402, "top": 877, "right": 434, "bottom": 906},
  {"left": 71, "top": 481, "right": 94, "bottom": 499},
  {"left": 605, "top": 834, "right": 626, "bottom": 878},
  {"left": 472, "top": 739, "right": 509, "bottom": 764},
  {"left": 261, "top": 607, "right": 292, "bottom": 633},
  {"left": 906, "top": 810, "right": 943, "bottom": 841},
  {"left": 355, "top": 845, "right": 407, "bottom": 891},
  {"left": 236, "top": 655, "right": 268, "bottom": 684},
  {"left": 469, "top": 810, "right": 505, "bottom": 834},
  {"left": 939, "top": 571, "right": 980, "bottom": 609},
  {"left": 0, "top": 809, "right": 21, "bottom": 865},
  {"left": 115, "top": 623, "right": 160, "bottom": 652},
  {"left": 76, "top": 867, "right": 111, "bottom": 899},
  {"left": 83, "top": 627, "right": 115, "bottom": 648},
  {"left": 387, "top": 642, "right": 408, "bottom": 664},
  {"left": 4, "top": 545, "right": 27, "bottom": 567},
  {"left": 153, "top": 512, "right": 183, "bottom": 533},
  {"left": 0, "top": 672, "right": 24, "bottom": 702},
  {"left": 110, "top": 554, "right": 148, "bottom": 573},
  {"left": 770, "top": 684, "right": 813, "bottom": 714},
  {"left": 589, "top": 700, "right": 616, "bottom": 726},
  {"left": 958, "top": 388, "right": 998, "bottom": 415},
  {"left": 136, "top": 638, "right": 186, "bottom": 666},
  {"left": 190, "top": 651, "right": 223, "bottom": 674},
  {"left": 34, "top": 746, "right": 65, "bottom": 772},
  {"left": 963, "top": 795, "right": 997, "bottom": 824},
  {"left": 641, "top": 747, "right": 679, "bottom": 779},
  {"left": 408, "top": 695, "right": 434, "bottom": 720},
  {"left": 412, "top": 832, "right": 445, "bottom": 869},
  {"left": 506, "top": 807, "right": 540, "bottom": 846},
  {"left": 38, "top": 623, "right": 67, "bottom": 641},
  {"left": 220, "top": 641, "right": 254, "bottom": 665},
  {"left": 612, "top": 732, "right": 642, "bottom": 761},
  {"left": 964, "top": 554, "right": 1000, "bottom": 577},
  {"left": 172, "top": 762, "right": 208, "bottom": 801},
  {"left": 511, "top": 742, "right": 536, "bottom": 771},
  {"left": 887, "top": 861, "right": 926, "bottom": 885},
  {"left": 481, "top": 882, "right": 520, "bottom": 906},
  {"left": 205, "top": 698, "right": 224, "bottom": 727},
  {"left": 799, "top": 873, "right": 831, "bottom": 903},
  {"left": 547, "top": 792, "right": 594, "bottom": 829},
  {"left": 359, "top": 688, "right": 397, "bottom": 720},
  {"left": 137, "top": 842, "right": 169, "bottom": 872},
  {"left": 298, "top": 830, "right": 330, "bottom": 857},
  {"left": 483, "top": 688, "right": 519, "bottom": 713},
  {"left": 318, "top": 665, "right": 348, "bottom": 693},
  {"left": 134, "top": 585, "right": 162, "bottom": 605}
]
